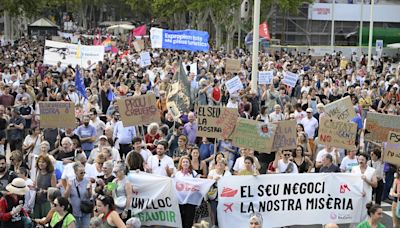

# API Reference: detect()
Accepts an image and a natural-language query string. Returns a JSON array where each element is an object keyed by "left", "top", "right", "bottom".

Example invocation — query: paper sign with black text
[
  {"left": 39, "top": 102, "right": 76, "bottom": 128},
  {"left": 318, "top": 118, "right": 357, "bottom": 150},
  {"left": 258, "top": 71, "right": 274, "bottom": 85},
  {"left": 196, "top": 106, "right": 238, "bottom": 139},
  {"left": 117, "top": 94, "right": 160, "bottom": 126},
  {"left": 324, "top": 96, "right": 356, "bottom": 121}
]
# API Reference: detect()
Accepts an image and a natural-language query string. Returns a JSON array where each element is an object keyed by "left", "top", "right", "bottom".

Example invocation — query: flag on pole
[
  {"left": 244, "top": 21, "right": 271, "bottom": 45},
  {"left": 133, "top": 24, "right": 147, "bottom": 37},
  {"left": 75, "top": 67, "right": 87, "bottom": 100},
  {"left": 102, "top": 34, "right": 112, "bottom": 51}
]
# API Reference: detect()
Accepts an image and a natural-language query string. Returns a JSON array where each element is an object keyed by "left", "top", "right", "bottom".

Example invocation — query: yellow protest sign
[
  {"left": 384, "top": 131, "right": 400, "bottom": 166},
  {"left": 39, "top": 102, "right": 75, "bottom": 129},
  {"left": 318, "top": 118, "right": 357, "bottom": 150},
  {"left": 117, "top": 93, "right": 160, "bottom": 127}
]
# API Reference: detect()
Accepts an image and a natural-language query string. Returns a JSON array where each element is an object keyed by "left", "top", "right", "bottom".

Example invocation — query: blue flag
[
  {"left": 75, "top": 67, "right": 87, "bottom": 100},
  {"left": 107, "top": 89, "right": 115, "bottom": 102}
]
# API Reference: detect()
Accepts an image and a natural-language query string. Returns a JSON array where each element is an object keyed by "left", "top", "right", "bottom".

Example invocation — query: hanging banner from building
[
  {"left": 318, "top": 118, "right": 357, "bottom": 150},
  {"left": 173, "top": 177, "right": 215, "bottom": 206},
  {"left": 272, "top": 120, "right": 297, "bottom": 151},
  {"left": 39, "top": 102, "right": 76, "bottom": 129},
  {"left": 365, "top": 112, "right": 400, "bottom": 142},
  {"left": 231, "top": 118, "right": 276, "bottom": 152},
  {"left": 150, "top": 27, "right": 209, "bottom": 52},
  {"left": 282, "top": 71, "right": 299, "bottom": 88},
  {"left": 196, "top": 106, "right": 238, "bottom": 139},
  {"left": 217, "top": 173, "right": 364, "bottom": 228},
  {"left": 43, "top": 40, "right": 104, "bottom": 68},
  {"left": 225, "top": 76, "right": 244, "bottom": 94},
  {"left": 324, "top": 96, "right": 356, "bottom": 121},
  {"left": 258, "top": 71, "right": 274, "bottom": 85},
  {"left": 384, "top": 131, "right": 400, "bottom": 166},
  {"left": 127, "top": 172, "right": 182, "bottom": 228},
  {"left": 117, "top": 93, "right": 160, "bottom": 127}
]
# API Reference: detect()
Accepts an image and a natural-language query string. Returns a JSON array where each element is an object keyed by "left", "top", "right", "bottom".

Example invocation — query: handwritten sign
[
  {"left": 140, "top": 51, "right": 151, "bottom": 67},
  {"left": 225, "top": 58, "right": 241, "bottom": 73},
  {"left": 196, "top": 106, "right": 238, "bottom": 139},
  {"left": 318, "top": 118, "right": 357, "bottom": 150},
  {"left": 324, "top": 96, "right": 356, "bottom": 121},
  {"left": 384, "top": 131, "right": 400, "bottom": 166},
  {"left": 117, "top": 93, "right": 160, "bottom": 127},
  {"left": 365, "top": 112, "right": 400, "bottom": 142},
  {"left": 272, "top": 120, "right": 297, "bottom": 151},
  {"left": 225, "top": 76, "right": 243, "bottom": 94},
  {"left": 282, "top": 71, "right": 299, "bottom": 88},
  {"left": 258, "top": 71, "right": 274, "bottom": 85},
  {"left": 217, "top": 107, "right": 238, "bottom": 139},
  {"left": 133, "top": 40, "right": 145, "bottom": 52},
  {"left": 231, "top": 118, "right": 276, "bottom": 152},
  {"left": 39, "top": 102, "right": 75, "bottom": 128}
]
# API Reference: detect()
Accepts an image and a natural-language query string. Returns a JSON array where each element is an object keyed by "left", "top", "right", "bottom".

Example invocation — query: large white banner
[
  {"left": 43, "top": 40, "right": 105, "bottom": 68},
  {"left": 173, "top": 177, "right": 215, "bottom": 206},
  {"left": 308, "top": 3, "right": 400, "bottom": 23},
  {"left": 127, "top": 172, "right": 182, "bottom": 228},
  {"left": 217, "top": 173, "right": 364, "bottom": 228}
]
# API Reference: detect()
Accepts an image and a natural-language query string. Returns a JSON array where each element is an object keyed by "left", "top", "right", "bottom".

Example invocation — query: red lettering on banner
[
  {"left": 319, "top": 134, "right": 332, "bottom": 143},
  {"left": 175, "top": 182, "right": 200, "bottom": 192}
]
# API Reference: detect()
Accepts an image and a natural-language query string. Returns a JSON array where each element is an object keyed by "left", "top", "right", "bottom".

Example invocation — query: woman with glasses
[
  {"left": 111, "top": 162, "right": 132, "bottom": 222},
  {"left": 64, "top": 162, "right": 92, "bottom": 228},
  {"left": 96, "top": 195, "right": 126, "bottom": 228},
  {"left": 9, "top": 150, "right": 28, "bottom": 173},
  {"left": 50, "top": 196, "right": 76, "bottom": 228},
  {"left": 272, "top": 150, "right": 299, "bottom": 174},
  {"left": 33, "top": 155, "right": 57, "bottom": 219}
]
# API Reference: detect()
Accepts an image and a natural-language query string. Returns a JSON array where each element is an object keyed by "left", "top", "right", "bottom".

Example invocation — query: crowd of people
[{"left": 0, "top": 33, "right": 399, "bottom": 228}]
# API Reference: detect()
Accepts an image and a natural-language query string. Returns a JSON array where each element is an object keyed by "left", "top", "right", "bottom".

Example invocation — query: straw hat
[{"left": 6, "top": 178, "right": 29, "bottom": 196}]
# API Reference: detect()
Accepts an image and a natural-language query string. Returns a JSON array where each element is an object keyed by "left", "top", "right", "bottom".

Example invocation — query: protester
[
  {"left": 356, "top": 202, "right": 385, "bottom": 228},
  {"left": 49, "top": 196, "right": 76, "bottom": 228},
  {"left": 0, "top": 178, "right": 30, "bottom": 228},
  {"left": 95, "top": 195, "right": 126, "bottom": 228},
  {"left": 367, "top": 148, "right": 384, "bottom": 205},
  {"left": 111, "top": 162, "right": 132, "bottom": 221},
  {"left": 389, "top": 166, "right": 400, "bottom": 227},
  {"left": 273, "top": 150, "right": 298, "bottom": 174},
  {"left": 319, "top": 154, "right": 341, "bottom": 173},
  {"left": 249, "top": 212, "right": 263, "bottom": 228},
  {"left": 33, "top": 187, "right": 61, "bottom": 226}
]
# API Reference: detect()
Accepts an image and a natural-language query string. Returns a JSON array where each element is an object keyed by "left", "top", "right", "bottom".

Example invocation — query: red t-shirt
[{"left": 212, "top": 87, "right": 221, "bottom": 102}]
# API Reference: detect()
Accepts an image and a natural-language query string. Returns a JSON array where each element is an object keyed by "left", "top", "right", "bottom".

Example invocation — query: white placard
[
  {"left": 43, "top": 40, "right": 105, "bottom": 68},
  {"left": 140, "top": 51, "right": 151, "bottom": 68},
  {"left": 258, "top": 71, "right": 274, "bottom": 85},
  {"left": 225, "top": 76, "right": 244, "bottom": 94},
  {"left": 282, "top": 71, "right": 299, "bottom": 88}
]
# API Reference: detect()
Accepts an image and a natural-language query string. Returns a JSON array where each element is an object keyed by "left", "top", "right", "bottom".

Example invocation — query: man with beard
[
  {"left": 0, "top": 155, "right": 17, "bottom": 197},
  {"left": 0, "top": 178, "right": 30, "bottom": 228},
  {"left": 18, "top": 97, "right": 33, "bottom": 130},
  {"left": 75, "top": 115, "right": 96, "bottom": 158}
]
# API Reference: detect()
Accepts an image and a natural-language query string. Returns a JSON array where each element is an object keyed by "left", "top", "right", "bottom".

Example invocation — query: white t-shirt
[
  {"left": 175, "top": 170, "right": 198, "bottom": 178},
  {"left": 276, "top": 160, "right": 298, "bottom": 174},
  {"left": 300, "top": 117, "right": 319, "bottom": 139},
  {"left": 147, "top": 155, "right": 175, "bottom": 177},
  {"left": 294, "top": 110, "right": 306, "bottom": 124},
  {"left": 315, "top": 149, "right": 339, "bottom": 165},
  {"left": 352, "top": 165, "right": 375, "bottom": 220},
  {"left": 89, "top": 147, "right": 121, "bottom": 163},
  {"left": 340, "top": 156, "right": 358, "bottom": 173},
  {"left": 233, "top": 156, "right": 259, "bottom": 172},
  {"left": 208, "top": 169, "right": 232, "bottom": 180}
]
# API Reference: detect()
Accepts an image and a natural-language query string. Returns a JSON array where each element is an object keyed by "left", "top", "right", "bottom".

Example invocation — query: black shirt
[{"left": 19, "top": 105, "right": 33, "bottom": 128}]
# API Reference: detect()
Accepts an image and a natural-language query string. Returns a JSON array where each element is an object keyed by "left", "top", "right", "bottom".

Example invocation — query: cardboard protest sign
[
  {"left": 365, "top": 112, "right": 400, "bottom": 142},
  {"left": 196, "top": 106, "right": 238, "bottom": 139},
  {"left": 282, "top": 71, "right": 299, "bottom": 88},
  {"left": 384, "top": 131, "right": 400, "bottom": 166},
  {"left": 140, "top": 51, "right": 151, "bottom": 67},
  {"left": 258, "top": 71, "right": 274, "bottom": 85},
  {"left": 133, "top": 39, "right": 145, "bottom": 52},
  {"left": 39, "top": 102, "right": 75, "bottom": 129},
  {"left": 324, "top": 96, "right": 356, "bottom": 121},
  {"left": 117, "top": 93, "right": 160, "bottom": 126},
  {"left": 318, "top": 118, "right": 357, "bottom": 150},
  {"left": 272, "top": 120, "right": 297, "bottom": 151},
  {"left": 225, "top": 76, "right": 243, "bottom": 94},
  {"left": 217, "top": 174, "right": 364, "bottom": 227},
  {"left": 217, "top": 107, "right": 239, "bottom": 139},
  {"left": 231, "top": 118, "right": 276, "bottom": 152},
  {"left": 225, "top": 58, "right": 241, "bottom": 73}
]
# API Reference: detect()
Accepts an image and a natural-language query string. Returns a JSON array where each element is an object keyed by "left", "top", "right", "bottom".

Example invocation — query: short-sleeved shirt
[
  {"left": 50, "top": 212, "right": 75, "bottom": 228},
  {"left": 147, "top": 155, "right": 175, "bottom": 177},
  {"left": 75, "top": 124, "right": 96, "bottom": 151},
  {"left": 356, "top": 220, "right": 385, "bottom": 228}
]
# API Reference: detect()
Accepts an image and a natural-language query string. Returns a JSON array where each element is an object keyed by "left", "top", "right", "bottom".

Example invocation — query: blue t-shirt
[
  {"left": 199, "top": 143, "right": 214, "bottom": 161},
  {"left": 76, "top": 125, "right": 96, "bottom": 151}
]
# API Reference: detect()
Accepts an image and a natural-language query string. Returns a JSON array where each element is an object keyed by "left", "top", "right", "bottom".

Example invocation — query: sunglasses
[
  {"left": 284, "top": 154, "right": 291, "bottom": 157},
  {"left": 158, "top": 160, "right": 161, "bottom": 167},
  {"left": 79, "top": 171, "right": 85, "bottom": 175}
]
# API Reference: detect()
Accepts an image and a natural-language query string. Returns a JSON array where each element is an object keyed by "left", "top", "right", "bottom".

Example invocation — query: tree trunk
[{"left": 210, "top": 11, "right": 223, "bottom": 49}]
